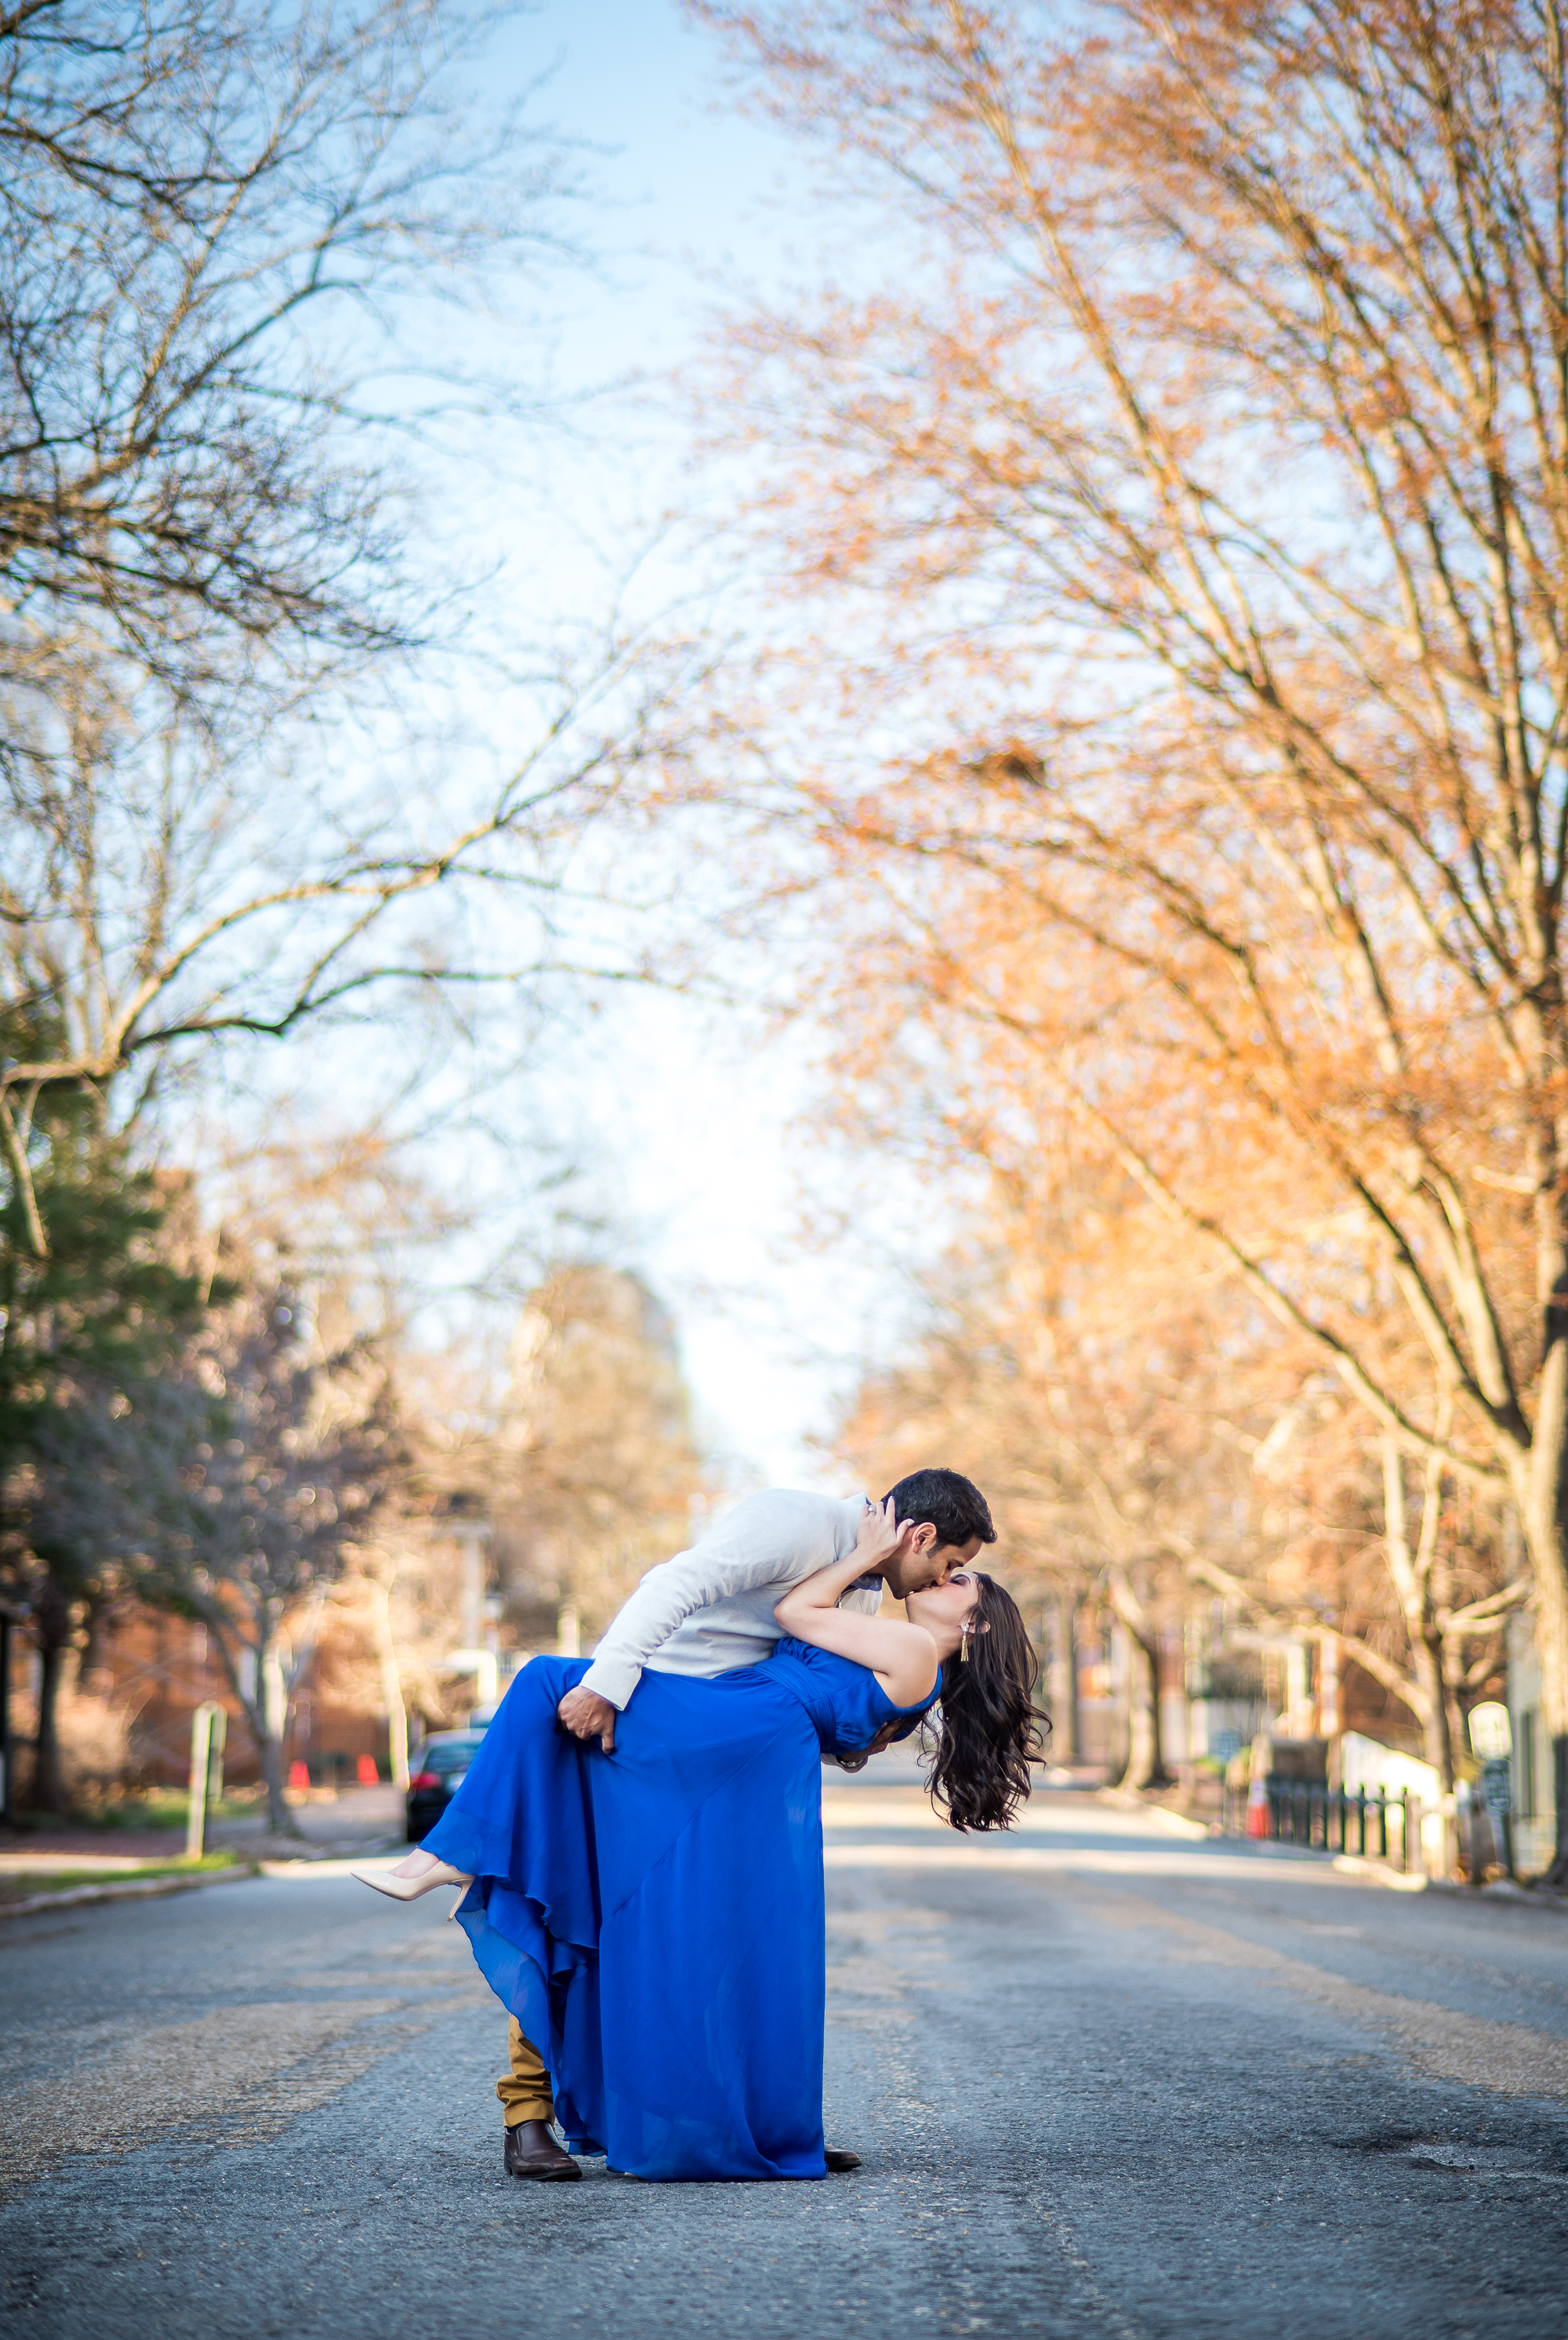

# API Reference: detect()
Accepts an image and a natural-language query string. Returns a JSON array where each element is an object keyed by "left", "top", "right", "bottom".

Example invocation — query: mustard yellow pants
[{"left": 497, "top": 2019, "right": 555, "bottom": 2127}]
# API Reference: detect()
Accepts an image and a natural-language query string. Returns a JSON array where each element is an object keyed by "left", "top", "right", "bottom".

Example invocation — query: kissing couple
[{"left": 353, "top": 1467, "right": 1044, "bottom": 2182}]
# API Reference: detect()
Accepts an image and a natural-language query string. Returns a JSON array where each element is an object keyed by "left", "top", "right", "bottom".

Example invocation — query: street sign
[
  {"left": 1468, "top": 1701, "right": 1512, "bottom": 1761},
  {"left": 1210, "top": 1730, "right": 1242, "bottom": 1765},
  {"left": 1481, "top": 1759, "right": 1512, "bottom": 1813}
]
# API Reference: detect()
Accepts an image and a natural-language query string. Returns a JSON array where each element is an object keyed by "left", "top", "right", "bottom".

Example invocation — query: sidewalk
[
  {"left": 209, "top": 1780, "right": 406, "bottom": 1861},
  {"left": 0, "top": 1783, "right": 407, "bottom": 1916}
]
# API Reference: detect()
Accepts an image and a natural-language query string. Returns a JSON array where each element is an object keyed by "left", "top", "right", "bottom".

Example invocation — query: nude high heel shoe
[{"left": 350, "top": 1858, "right": 472, "bottom": 1902}]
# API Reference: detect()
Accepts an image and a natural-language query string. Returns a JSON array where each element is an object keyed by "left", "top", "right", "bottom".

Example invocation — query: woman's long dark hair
[{"left": 922, "top": 1573, "right": 1049, "bottom": 1831}]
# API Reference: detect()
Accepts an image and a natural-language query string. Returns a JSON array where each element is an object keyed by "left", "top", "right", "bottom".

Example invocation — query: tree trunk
[
  {"left": 1435, "top": 1553, "right": 1468, "bottom": 1786},
  {"left": 256, "top": 1724, "right": 297, "bottom": 1838},
  {"left": 1117, "top": 1626, "right": 1171, "bottom": 1789},
  {"left": 1516, "top": 1369, "right": 1568, "bottom": 1882},
  {"left": 1109, "top": 1571, "right": 1173, "bottom": 1790},
  {"left": 1047, "top": 1591, "right": 1077, "bottom": 1764},
  {"left": 1520, "top": 1504, "right": 1568, "bottom": 1884},
  {"left": 1411, "top": 1630, "right": 1456, "bottom": 1797},
  {"left": 385, "top": 1689, "right": 408, "bottom": 1794},
  {"left": 203, "top": 1607, "right": 303, "bottom": 1838},
  {"left": 1107, "top": 1618, "right": 1131, "bottom": 1780},
  {"left": 77, "top": 1596, "right": 114, "bottom": 1696},
  {"left": 244, "top": 1628, "right": 303, "bottom": 1839},
  {"left": 368, "top": 1584, "right": 409, "bottom": 1791},
  {"left": 1381, "top": 1438, "right": 1458, "bottom": 1859},
  {"left": 29, "top": 1633, "right": 70, "bottom": 1815}
]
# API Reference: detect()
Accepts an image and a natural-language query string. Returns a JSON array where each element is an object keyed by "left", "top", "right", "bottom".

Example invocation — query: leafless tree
[
  {"left": 490, "top": 1263, "right": 710, "bottom": 1649},
  {"left": 831, "top": 1185, "right": 1250, "bottom": 1790},
  {"left": 0, "top": 0, "right": 568, "bottom": 703},
  {"left": 832, "top": 1162, "right": 1522, "bottom": 1798},
  {"left": 134, "top": 1261, "right": 405, "bottom": 1834},
  {"left": 0, "top": 575, "right": 699, "bottom": 1256},
  {"left": 0, "top": 0, "right": 695, "bottom": 1255}
]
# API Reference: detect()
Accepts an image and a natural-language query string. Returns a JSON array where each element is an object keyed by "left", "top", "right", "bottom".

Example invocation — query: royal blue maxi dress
[{"left": 419, "top": 1635, "right": 939, "bottom": 2183}]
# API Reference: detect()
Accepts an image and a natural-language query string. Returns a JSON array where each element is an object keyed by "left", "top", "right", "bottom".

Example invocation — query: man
[{"left": 502, "top": 1465, "right": 996, "bottom": 2180}]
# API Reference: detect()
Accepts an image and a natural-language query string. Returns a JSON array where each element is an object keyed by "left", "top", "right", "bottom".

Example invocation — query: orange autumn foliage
[{"left": 686, "top": 0, "right": 1568, "bottom": 1856}]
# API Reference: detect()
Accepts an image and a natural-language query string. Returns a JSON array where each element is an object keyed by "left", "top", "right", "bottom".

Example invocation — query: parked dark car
[{"left": 405, "top": 1729, "right": 488, "bottom": 1841}]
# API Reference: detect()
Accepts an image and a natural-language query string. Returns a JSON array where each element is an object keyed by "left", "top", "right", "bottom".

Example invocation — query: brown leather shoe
[
  {"left": 504, "top": 2119, "right": 580, "bottom": 2180},
  {"left": 825, "top": 2147, "right": 862, "bottom": 2172}
]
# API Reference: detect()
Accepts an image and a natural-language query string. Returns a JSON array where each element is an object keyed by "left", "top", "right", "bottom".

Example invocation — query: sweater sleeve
[{"left": 578, "top": 1491, "right": 839, "bottom": 1710}]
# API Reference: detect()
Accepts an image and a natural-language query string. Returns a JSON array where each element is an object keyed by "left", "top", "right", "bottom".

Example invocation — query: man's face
[{"left": 884, "top": 1530, "right": 982, "bottom": 1600}]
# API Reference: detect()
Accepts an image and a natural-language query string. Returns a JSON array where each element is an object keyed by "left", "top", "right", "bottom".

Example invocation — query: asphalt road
[{"left": 3, "top": 1769, "right": 1566, "bottom": 2340}]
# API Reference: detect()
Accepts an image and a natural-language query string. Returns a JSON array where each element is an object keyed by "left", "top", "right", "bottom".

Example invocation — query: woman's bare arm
[{"left": 775, "top": 1507, "right": 939, "bottom": 1707}]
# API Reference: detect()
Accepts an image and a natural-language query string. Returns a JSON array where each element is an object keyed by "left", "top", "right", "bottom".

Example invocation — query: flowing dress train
[{"left": 420, "top": 1635, "right": 938, "bottom": 2182}]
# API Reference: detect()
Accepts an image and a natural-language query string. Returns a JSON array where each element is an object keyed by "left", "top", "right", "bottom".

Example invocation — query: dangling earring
[{"left": 960, "top": 1624, "right": 972, "bottom": 1664}]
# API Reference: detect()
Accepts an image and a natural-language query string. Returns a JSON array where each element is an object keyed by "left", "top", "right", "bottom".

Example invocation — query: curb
[
  {"left": 1436, "top": 1877, "right": 1568, "bottom": 1916},
  {"left": 1096, "top": 1786, "right": 1211, "bottom": 1841},
  {"left": 1330, "top": 1853, "right": 1428, "bottom": 1892},
  {"left": 0, "top": 1865, "right": 258, "bottom": 1921}
]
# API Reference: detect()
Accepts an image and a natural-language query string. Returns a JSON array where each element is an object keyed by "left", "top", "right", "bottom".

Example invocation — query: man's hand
[
  {"left": 557, "top": 1686, "right": 617, "bottom": 1753},
  {"left": 850, "top": 1493, "right": 920, "bottom": 1579}
]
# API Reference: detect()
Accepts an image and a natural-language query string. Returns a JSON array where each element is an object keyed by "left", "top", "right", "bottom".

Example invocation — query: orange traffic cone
[
  {"left": 1245, "top": 1777, "right": 1271, "bottom": 1838},
  {"left": 288, "top": 1758, "right": 310, "bottom": 1791},
  {"left": 357, "top": 1754, "right": 379, "bottom": 1786}
]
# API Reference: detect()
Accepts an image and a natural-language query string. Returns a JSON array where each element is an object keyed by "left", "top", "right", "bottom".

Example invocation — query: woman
[{"left": 354, "top": 1514, "right": 1044, "bottom": 2181}]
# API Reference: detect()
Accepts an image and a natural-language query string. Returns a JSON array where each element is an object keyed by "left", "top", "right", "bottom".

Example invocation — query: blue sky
[{"left": 389, "top": 0, "right": 938, "bottom": 1492}]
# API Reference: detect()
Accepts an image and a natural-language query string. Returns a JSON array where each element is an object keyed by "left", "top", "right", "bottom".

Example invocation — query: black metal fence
[
  {"left": 1218, "top": 1768, "right": 1519, "bottom": 1882},
  {"left": 1220, "top": 1776, "right": 1410, "bottom": 1860}
]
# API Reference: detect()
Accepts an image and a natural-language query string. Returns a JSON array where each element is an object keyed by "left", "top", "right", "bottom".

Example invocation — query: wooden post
[
  {"left": 186, "top": 1702, "right": 224, "bottom": 1860},
  {"left": 207, "top": 1703, "right": 227, "bottom": 1809}
]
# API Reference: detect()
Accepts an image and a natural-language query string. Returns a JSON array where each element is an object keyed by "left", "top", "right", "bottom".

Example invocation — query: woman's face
[{"left": 905, "top": 1569, "right": 983, "bottom": 1651}]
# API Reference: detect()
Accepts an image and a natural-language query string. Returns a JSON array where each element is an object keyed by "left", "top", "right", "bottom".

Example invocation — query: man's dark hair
[{"left": 883, "top": 1468, "right": 996, "bottom": 1551}]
